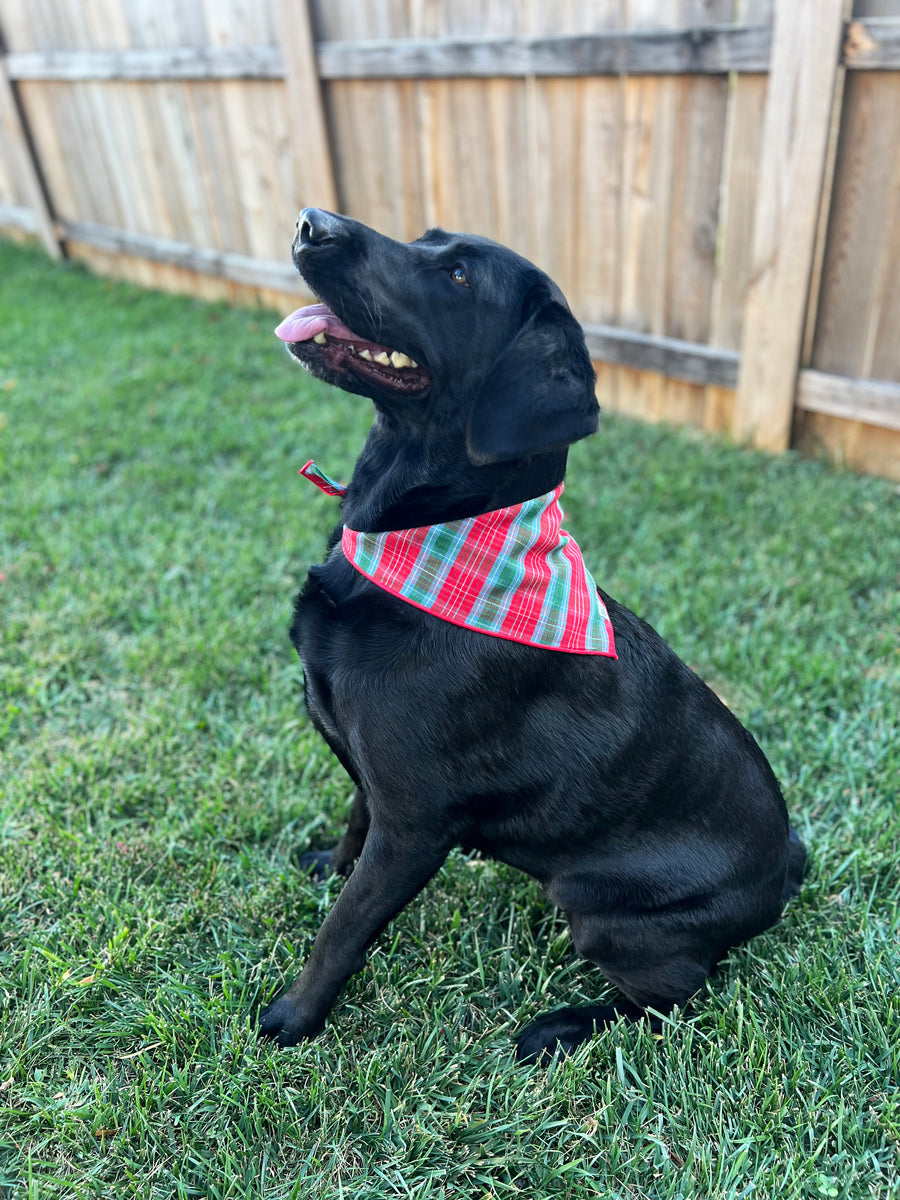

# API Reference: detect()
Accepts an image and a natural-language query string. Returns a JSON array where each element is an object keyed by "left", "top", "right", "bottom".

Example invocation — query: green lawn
[{"left": 1, "top": 238, "right": 898, "bottom": 1200}]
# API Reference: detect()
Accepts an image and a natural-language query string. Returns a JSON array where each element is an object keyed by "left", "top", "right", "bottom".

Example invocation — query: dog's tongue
[{"left": 274, "top": 302, "right": 358, "bottom": 343}]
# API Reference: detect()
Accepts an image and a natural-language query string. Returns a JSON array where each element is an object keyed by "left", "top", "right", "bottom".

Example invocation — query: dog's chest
[
  {"left": 292, "top": 552, "right": 364, "bottom": 672},
  {"left": 291, "top": 551, "right": 410, "bottom": 737}
]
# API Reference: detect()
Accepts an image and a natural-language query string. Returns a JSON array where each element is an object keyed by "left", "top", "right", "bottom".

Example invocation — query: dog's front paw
[
  {"left": 515, "top": 1005, "right": 614, "bottom": 1065},
  {"left": 257, "top": 995, "right": 323, "bottom": 1048}
]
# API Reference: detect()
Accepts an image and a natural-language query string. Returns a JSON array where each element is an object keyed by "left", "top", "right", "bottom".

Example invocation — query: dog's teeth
[
  {"left": 391, "top": 351, "right": 413, "bottom": 368},
  {"left": 374, "top": 351, "right": 391, "bottom": 366},
  {"left": 358, "top": 348, "right": 372, "bottom": 361},
  {"left": 409, "top": 359, "right": 418, "bottom": 368},
  {"left": 313, "top": 332, "right": 327, "bottom": 344}
]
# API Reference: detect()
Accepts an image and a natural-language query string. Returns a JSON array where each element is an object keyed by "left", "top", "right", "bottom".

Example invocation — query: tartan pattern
[
  {"left": 341, "top": 484, "right": 616, "bottom": 657},
  {"left": 299, "top": 459, "right": 348, "bottom": 497}
]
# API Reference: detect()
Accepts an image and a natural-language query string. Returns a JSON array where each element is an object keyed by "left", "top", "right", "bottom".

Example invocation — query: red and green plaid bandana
[{"left": 300, "top": 460, "right": 616, "bottom": 657}]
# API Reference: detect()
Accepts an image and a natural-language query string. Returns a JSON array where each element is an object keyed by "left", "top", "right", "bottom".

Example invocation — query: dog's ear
[{"left": 466, "top": 281, "right": 598, "bottom": 464}]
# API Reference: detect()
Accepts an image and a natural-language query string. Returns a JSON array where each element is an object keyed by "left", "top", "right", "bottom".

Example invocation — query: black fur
[{"left": 257, "top": 209, "right": 806, "bottom": 1063}]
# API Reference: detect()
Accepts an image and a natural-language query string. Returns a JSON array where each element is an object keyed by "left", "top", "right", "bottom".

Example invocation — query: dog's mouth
[{"left": 275, "top": 303, "right": 430, "bottom": 397}]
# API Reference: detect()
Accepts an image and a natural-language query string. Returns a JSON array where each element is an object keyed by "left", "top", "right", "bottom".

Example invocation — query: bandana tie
[{"left": 300, "top": 460, "right": 616, "bottom": 657}]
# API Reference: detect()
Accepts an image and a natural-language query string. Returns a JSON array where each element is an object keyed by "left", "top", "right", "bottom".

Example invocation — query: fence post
[
  {"left": 276, "top": 0, "right": 339, "bottom": 215},
  {"left": 0, "top": 27, "right": 62, "bottom": 260},
  {"left": 733, "top": 0, "right": 846, "bottom": 451}
]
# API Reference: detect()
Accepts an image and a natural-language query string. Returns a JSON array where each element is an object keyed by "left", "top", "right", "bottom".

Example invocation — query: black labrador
[{"left": 258, "top": 208, "right": 806, "bottom": 1063}]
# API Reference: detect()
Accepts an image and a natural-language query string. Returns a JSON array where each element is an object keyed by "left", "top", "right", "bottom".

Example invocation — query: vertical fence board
[
  {"left": 703, "top": 70, "right": 767, "bottom": 433},
  {"left": 666, "top": 75, "right": 728, "bottom": 344},
  {"left": 485, "top": 77, "right": 531, "bottom": 251},
  {"left": 529, "top": 79, "right": 583, "bottom": 288},
  {"left": 190, "top": 82, "right": 245, "bottom": 253},
  {"left": 618, "top": 74, "right": 683, "bottom": 423},
  {"left": 710, "top": 73, "right": 766, "bottom": 353},
  {"left": 612, "top": 0, "right": 734, "bottom": 428},
  {"left": 812, "top": 71, "right": 900, "bottom": 382},
  {"left": 139, "top": 4, "right": 200, "bottom": 294},
  {"left": 0, "top": 47, "right": 61, "bottom": 257},
  {"left": 575, "top": 3, "right": 625, "bottom": 418},
  {"left": 277, "top": 0, "right": 338, "bottom": 213},
  {"left": 735, "top": 0, "right": 846, "bottom": 450},
  {"left": 664, "top": 76, "right": 728, "bottom": 429},
  {"left": 870, "top": 154, "right": 900, "bottom": 382},
  {"left": 664, "top": 1, "right": 736, "bottom": 429},
  {"left": 13, "top": 82, "right": 72, "bottom": 218},
  {"left": 0, "top": 124, "right": 17, "bottom": 210},
  {"left": 573, "top": 76, "right": 621, "bottom": 327},
  {"left": 702, "top": 0, "right": 774, "bottom": 431}
]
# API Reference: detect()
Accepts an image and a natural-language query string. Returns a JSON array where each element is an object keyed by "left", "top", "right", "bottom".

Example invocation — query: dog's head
[{"left": 276, "top": 209, "right": 598, "bottom": 464}]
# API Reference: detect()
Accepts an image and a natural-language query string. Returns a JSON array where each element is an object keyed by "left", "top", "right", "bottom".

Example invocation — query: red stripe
[
  {"left": 343, "top": 527, "right": 425, "bottom": 594},
  {"left": 560, "top": 533, "right": 588, "bottom": 647},
  {"left": 496, "top": 495, "right": 557, "bottom": 641},
  {"left": 432, "top": 507, "right": 513, "bottom": 616},
  {"left": 378, "top": 530, "right": 426, "bottom": 592}
]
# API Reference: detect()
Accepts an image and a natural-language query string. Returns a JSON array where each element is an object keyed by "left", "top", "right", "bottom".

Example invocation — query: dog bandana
[{"left": 300, "top": 460, "right": 616, "bottom": 657}]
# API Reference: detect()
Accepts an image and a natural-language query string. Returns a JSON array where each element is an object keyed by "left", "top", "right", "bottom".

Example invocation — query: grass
[{"left": 0, "top": 237, "right": 898, "bottom": 1200}]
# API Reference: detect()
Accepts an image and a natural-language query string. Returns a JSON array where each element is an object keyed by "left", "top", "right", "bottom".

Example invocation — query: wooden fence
[{"left": 1, "top": 0, "right": 899, "bottom": 480}]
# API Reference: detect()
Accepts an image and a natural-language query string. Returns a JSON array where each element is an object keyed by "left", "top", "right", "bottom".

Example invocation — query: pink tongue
[{"left": 274, "top": 302, "right": 358, "bottom": 343}]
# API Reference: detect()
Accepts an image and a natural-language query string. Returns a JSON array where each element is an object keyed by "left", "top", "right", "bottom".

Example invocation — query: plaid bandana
[{"left": 300, "top": 460, "right": 616, "bottom": 657}]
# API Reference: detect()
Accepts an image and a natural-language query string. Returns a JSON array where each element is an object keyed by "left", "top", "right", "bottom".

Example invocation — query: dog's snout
[{"left": 296, "top": 208, "right": 349, "bottom": 248}]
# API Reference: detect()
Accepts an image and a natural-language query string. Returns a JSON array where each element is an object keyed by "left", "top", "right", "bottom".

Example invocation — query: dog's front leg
[{"left": 258, "top": 823, "right": 449, "bottom": 1047}]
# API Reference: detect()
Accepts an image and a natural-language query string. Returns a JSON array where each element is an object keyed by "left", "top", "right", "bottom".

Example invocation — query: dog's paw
[
  {"left": 257, "top": 996, "right": 322, "bottom": 1048},
  {"left": 514, "top": 1005, "right": 615, "bottom": 1065},
  {"left": 296, "top": 849, "right": 337, "bottom": 882}
]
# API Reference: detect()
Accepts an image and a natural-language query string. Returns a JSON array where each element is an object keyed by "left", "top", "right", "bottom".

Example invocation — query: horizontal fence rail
[
  {"left": 583, "top": 327, "right": 741, "bottom": 390},
  {"left": 5, "top": 45, "right": 284, "bottom": 81},
  {"left": 796, "top": 370, "right": 900, "bottom": 434},
  {"left": 4, "top": 20, "right": 899, "bottom": 83},
  {"left": 315, "top": 26, "right": 774, "bottom": 78},
  {"left": 59, "top": 221, "right": 304, "bottom": 291},
  {"left": 843, "top": 18, "right": 900, "bottom": 69}
]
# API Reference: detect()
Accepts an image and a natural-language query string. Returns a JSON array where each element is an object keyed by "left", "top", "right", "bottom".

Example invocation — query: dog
[{"left": 258, "top": 208, "right": 806, "bottom": 1063}]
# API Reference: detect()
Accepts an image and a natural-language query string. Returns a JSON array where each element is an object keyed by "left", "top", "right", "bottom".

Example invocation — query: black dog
[{"left": 258, "top": 209, "right": 805, "bottom": 1062}]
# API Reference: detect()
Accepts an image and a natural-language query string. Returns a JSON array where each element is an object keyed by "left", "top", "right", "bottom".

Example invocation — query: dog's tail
[{"left": 782, "top": 825, "right": 807, "bottom": 903}]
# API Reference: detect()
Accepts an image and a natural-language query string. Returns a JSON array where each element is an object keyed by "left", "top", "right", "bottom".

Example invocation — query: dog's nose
[{"left": 296, "top": 208, "right": 349, "bottom": 247}]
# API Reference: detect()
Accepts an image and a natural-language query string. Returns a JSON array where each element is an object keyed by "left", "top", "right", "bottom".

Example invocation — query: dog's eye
[{"left": 450, "top": 265, "right": 469, "bottom": 287}]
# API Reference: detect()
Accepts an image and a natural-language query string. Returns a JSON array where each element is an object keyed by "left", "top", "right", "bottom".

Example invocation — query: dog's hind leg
[
  {"left": 514, "top": 966, "right": 710, "bottom": 1065},
  {"left": 298, "top": 787, "right": 370, "bottom": 880},
  {"left": 782, "top": 825, "right": 807, "bottom": 902},
  {"left": 515, "top": 914, "right": 716, "bottom": 1064}
]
